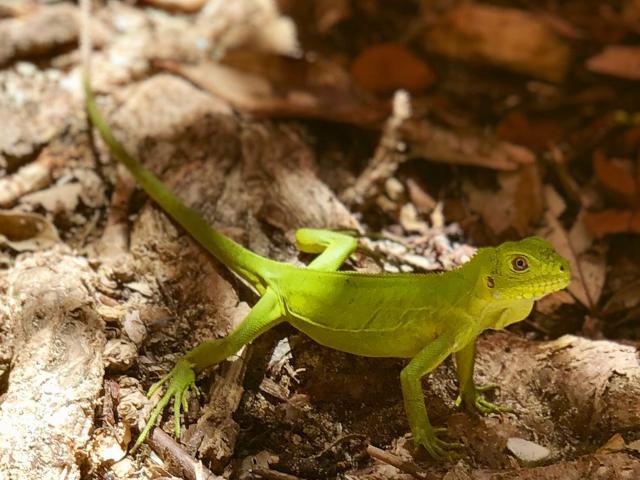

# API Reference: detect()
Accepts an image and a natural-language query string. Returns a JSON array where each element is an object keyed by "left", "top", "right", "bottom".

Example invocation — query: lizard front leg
[
  {"left": 295, "top": 228, "right": 358, "bottom": 270},
  {"left": 401, "top": 335, "right": 462, "bottom": 459},
  {"left": 454, "top": 339, "right": 511, "bottom": 414}
]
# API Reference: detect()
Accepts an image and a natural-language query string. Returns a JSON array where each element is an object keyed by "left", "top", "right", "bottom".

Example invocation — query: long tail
[{"left": 82, "top": 66, "right": 272, "bottom": 292}]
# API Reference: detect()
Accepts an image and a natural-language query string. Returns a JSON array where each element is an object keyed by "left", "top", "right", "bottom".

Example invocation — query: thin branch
[
  {"left": 366, "top": 445, "right": 430, "bottom": 480},
  {"left": 148, "top": 428, "right": 223, "bottom": 480},
  {"left": 251, "top": 466, "right": 305, "bottom": 480}
]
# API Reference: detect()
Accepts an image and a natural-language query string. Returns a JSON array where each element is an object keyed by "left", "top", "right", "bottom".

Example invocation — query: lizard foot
[
  {"left": 456, "top": 383, "right": 514, "bottom": 415},
  {"left": 132, "top": 358, "right": 198, "bottom": 451},
  {"left": 414, "top": 426, "right": 463, "bottom": 460}
]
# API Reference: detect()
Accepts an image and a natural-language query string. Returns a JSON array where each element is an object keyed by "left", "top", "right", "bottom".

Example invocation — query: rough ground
[{"left": 0, "top": 1, "right": 639, "bottom": 479}]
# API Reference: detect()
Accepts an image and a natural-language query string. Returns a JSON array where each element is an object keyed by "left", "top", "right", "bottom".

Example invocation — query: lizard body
[{"left": 83, "top": 70, "right": 571, "bottom": 459}]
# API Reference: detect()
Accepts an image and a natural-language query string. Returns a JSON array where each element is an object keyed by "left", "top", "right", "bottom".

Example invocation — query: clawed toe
[
  {"left": 476, "top": 396, "right": 514, "bottom": 414},
  {"left": 458, "top": 383, "right": 514, "bottom": 415},
  {"left": 476, "top": 383, "right": 499, "bottom": 393},
  {"left": 131, "top": 359, "right": 197, "bottom": 452},
  {"left": 415, "top": 428, "right": 464, "bottom": 460}
]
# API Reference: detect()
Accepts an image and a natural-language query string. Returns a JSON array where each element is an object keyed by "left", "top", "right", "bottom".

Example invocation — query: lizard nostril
[{"left": 560, "top": 265, "right": 565, "bottom": 271}]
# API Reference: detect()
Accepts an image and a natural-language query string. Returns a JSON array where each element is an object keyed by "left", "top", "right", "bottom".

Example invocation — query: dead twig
[
  {"left": 312, "top": 433, "right": 367, "bottom": 459},
  {"left": 0, "top": 148, "right": 58, "bottom": 207},
  {"left": 251, "top": 466, "right": 305, "bottom": 480},
  {"left": 340, "top": 90, "right": 412, "bottom": 207},
  {"left": 366, "top": 445, "right": 429, "bottom": 480},
  {"left": 148, "top": 428, "right": 222, "bottom": 480},
  {"left": 93, "top": 165, "right": 136, "bottom": 262}
]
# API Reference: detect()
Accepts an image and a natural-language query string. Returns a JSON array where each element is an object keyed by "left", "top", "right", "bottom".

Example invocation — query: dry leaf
[
  {"left": 624, "top": 0, "right": 640, "bottom": 31},
  {"left": 545, "top": 184, "right": 567, "bottom": 217},
  {"left": 592, "top": 150, "right": 639, "bottom": 207},
  {"left": 159, "top": 52, "right": 388, "bottom": 127},
  {"left": 587, "top": 45, "right": 640, "bottom": 80},
  {"left": 464, "top": 163, "right": 543, "bottom": 237},
  {"left": 584, "top": 209, "right": 640, "bottom": 238},
  {"left": 401, "top": 119, "right": 535, "bottom": 171},
  {"left": 601, "top": 279, "right": 640, "bottom": 315},
  {"left": 536, "top": 290, "right": 576, "bottom": 315},
  {"left": 0, "top": 210, "right": 59, "bottom": 251},
  {"left": 350, "top": 42, "right": 436, "bottom": 95},
  {"left": 496, "top": 112, "right": 566, "bottom": 152},
  {"left": 423, "top": 4, "right": 571, "bottom": 82},
  {"left": 540, "top": 207, "right": 606, "bottom": 310},
  {"left": 598, "top": 433, "right": 627, "bottom": 453}
]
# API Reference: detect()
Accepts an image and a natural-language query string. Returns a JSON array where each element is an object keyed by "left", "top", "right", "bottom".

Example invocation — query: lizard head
[{"left": 483, "top": 236, "right": 571, "bottom": 301}]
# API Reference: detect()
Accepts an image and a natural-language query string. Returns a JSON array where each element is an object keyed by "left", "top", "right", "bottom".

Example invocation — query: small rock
[{"left": 507, "top": 437, "right": 551, "bottom": 463}]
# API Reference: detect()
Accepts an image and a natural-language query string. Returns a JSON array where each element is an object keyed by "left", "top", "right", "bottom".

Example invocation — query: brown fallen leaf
[
  {"left": 423, "top": 3, "right": 571, "bottom": 82},
  {"left": 536, "top": 11, "right": 585, "bottom": 40},
  {"left": 624, "top": 0, "right": 640, "bottom": 31},
  {"left": 464, "top": 163, "right": 543, "bottom": 237},
  {"left": 496, "top": 111, "right": 566, "bottom": 152},
  {"left": 583, "top": 209, "right": 640, "bottom": 238},
  {"left": 592, "top": 150, "right": 639, "bottom": 207},
  {"left": 621, "top": 124, "right": 640, "bottom": 155},
  {"left": 540, "top": 203, "right": 606, "bottom": 310},
  {"left": 157, "top": 51, "right": 388, "bottom": 127},
  {"left": 598, "top": 433, "right": 627, "bottom": 453},
  {"left": 0, "top": 210, "right": 59, "bottom": 252},
  {"left": 586, "top": 45, "right": 640, "bottom": 80},
  {"left": 401, "top": 119, "right": 535, "bottom": 171},
  {"left": 536, "top": 290, "right": 576, "bottom": 315},
  {"left": 601, "top": 279, "right": 640, "bottom": 316},
  {"left": 350, "top": 42, "right": 436, "bottom": 95}
]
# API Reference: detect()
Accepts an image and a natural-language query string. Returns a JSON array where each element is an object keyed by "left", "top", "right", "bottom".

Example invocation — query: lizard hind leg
[
  {"left": 295, "top": 228, "right": 358, "bottom": 271},
  {"left": 133, "top": 288, "right": 283, "bottom": 450}
]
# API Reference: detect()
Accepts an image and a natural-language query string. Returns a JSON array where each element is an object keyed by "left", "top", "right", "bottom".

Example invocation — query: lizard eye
[{"left": 512, "top": 256, "right": 528, "bottom": 272}]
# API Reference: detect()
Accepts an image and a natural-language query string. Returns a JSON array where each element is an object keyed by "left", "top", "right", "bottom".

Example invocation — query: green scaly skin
[{"left": 83, "top": 71, "right": 571, "bottom": 459}]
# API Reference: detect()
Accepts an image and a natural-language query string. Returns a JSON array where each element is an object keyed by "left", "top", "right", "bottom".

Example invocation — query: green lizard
[{"left": 83, "top": 71, "right": 571, "bottom": 459}]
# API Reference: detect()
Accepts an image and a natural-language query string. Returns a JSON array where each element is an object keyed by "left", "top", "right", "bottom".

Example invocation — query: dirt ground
[{"left": 0, "top": 1, "right": 640, "bottom": 479}]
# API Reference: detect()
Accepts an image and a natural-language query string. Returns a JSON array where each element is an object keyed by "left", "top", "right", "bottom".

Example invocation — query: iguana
[{"left": 82, "top": 67, "right": 571, "bottom": 460}]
